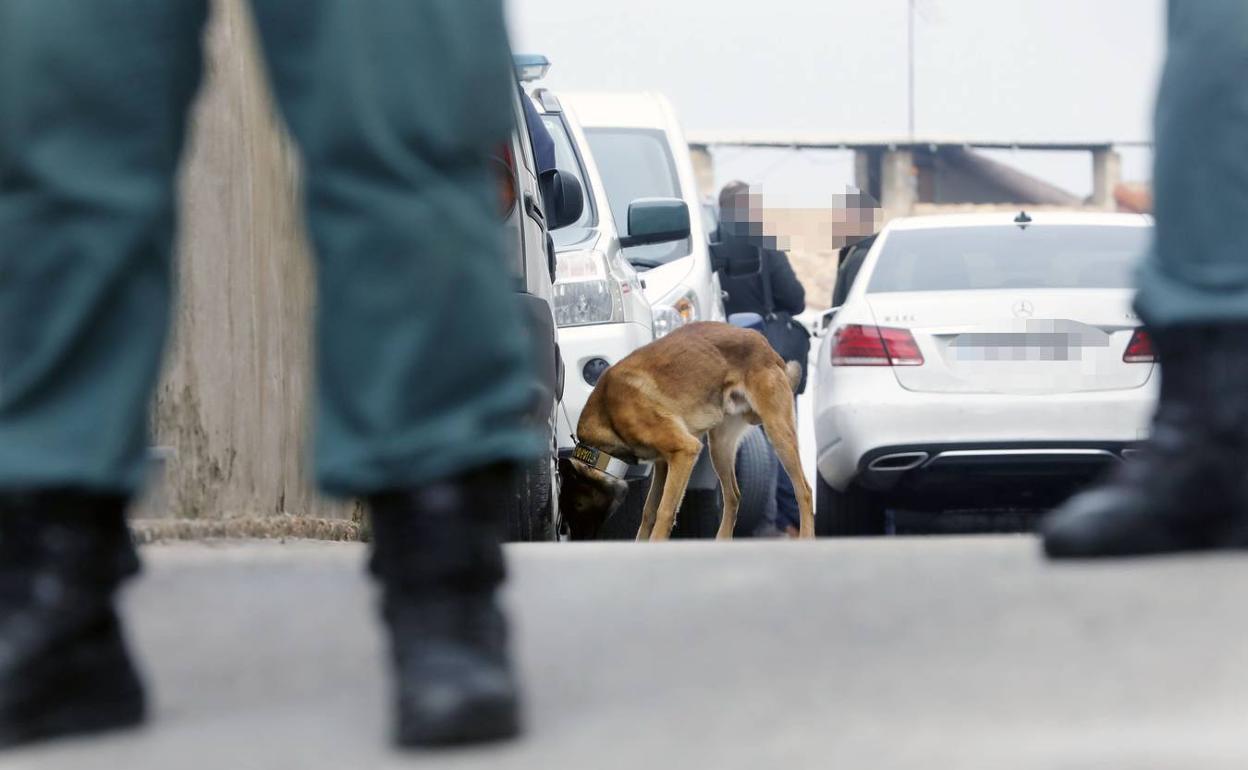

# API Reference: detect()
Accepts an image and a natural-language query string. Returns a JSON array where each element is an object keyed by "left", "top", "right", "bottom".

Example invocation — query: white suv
[
  {"left": 529, "top": 90, "right": 655, "bottom": 452},
  {"left": 560, "top": 92, "right": 726, "bottom": 334},
  {"left": 812, "top": 212, "right": 1158, "bottom": 535},
  {"left": 556, "top": 91, "right": 787, "bottom": 537}
]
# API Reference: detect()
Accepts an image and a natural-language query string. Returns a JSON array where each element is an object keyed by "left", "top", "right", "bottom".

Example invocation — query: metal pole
[{"left": 908, "top": 0, "right": 915, "bottom": 140}]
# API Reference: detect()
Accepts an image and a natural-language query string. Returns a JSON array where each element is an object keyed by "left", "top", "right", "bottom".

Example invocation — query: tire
[
  {"left": 506, "top": 426, "right": 559, "bottom": 542},
  {"left": 596, "top": 433, "right": 772, "bottom": 540},
  {"left": 816, "top": 475, "right": 886, "bottom": 537},
  {"left": 677, "top": 430, "right": 781, "bottom": 539},
  {"left": 733, "top": 427, "right": 778, "bottom": 537},
  {"left": 599, "top": 474, "right": 722, "bottom": 540}
]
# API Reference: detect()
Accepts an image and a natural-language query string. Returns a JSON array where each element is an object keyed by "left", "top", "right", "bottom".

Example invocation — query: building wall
[{"left": 143, "top": 0, "right": 354, "bottom": 520}]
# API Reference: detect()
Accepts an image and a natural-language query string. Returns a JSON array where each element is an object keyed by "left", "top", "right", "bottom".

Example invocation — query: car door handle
[{"left": 524, "top": 193, "right": 546, "bottom": 226}]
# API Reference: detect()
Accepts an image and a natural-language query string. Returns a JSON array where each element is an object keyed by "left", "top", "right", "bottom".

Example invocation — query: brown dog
[{"left": 559, "top": 322, "right": 813, "bottom": 540}]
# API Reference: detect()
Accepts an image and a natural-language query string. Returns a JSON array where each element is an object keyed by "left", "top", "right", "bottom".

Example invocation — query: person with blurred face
[
  {"left": 712, "top": 181, "right": 808, "bottom": 535},
  {"left": 0, "top": 0, "right": 536, "bottom": 748},
  {"left": 1043, "top": 0, "right": 1248, "bottom": 557}
]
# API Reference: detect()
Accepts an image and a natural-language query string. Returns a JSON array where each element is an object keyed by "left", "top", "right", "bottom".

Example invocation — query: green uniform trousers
[
  {"left": 1136, "top": 0, "right": 1248, "bottom": 328},
  {"left": 0, "top": 1, "right": 542, "bottom": 496}
]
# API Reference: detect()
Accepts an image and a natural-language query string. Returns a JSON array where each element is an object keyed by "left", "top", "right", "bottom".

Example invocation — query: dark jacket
[
  {"left": 832, "top": 234, "right": 875, "bottom": 308},
  {"left": 712, "top": 231, "right": 810, "bottom": 393},
  {"left": 712, "top": 232, "right": 806, "bottom": 317}
]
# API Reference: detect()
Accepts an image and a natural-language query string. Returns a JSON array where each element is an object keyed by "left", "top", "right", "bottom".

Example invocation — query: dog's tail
[{"left": 784, "top": 361, "right": 802, "bottom": 393}]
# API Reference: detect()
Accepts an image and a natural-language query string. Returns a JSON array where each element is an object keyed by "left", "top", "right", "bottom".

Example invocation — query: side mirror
[
  {"left": 543, "top": 169, "right": 584, "bottom": 230},
  {"left": 619, "top": 198, "right": 690, "bottom": 249},
  {"left": 814, "top": 307, "right": 840, "bottom": 337}
]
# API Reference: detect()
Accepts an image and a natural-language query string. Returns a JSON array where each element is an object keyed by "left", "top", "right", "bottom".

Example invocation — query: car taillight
[
  {"left": 881, "top": 327, "right": 924, "bottom": 365},
  {"left": 831, "top": 324, "right": 924, "bottom": 366},
  {"left": 1123, "top": 328, "right": 1155, "bottom": 363},
  {"left": 492, "top": 141, "right": 518, "bottom": 218}
]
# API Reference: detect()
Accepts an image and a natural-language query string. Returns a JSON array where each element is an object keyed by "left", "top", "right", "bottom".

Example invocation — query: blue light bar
[{"left": 513, "top": 54, "right": 551, "bottom": 83}]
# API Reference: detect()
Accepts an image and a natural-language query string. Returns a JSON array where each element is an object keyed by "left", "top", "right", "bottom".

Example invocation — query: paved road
[{"left": 12, "top": 538, "right": 1248, "bottom": 769}]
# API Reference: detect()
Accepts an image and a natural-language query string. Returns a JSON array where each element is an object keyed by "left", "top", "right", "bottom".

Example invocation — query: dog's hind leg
[
  {"left": 608, "top": 396, "right": 702, "bottom": 542},
  {"left": 773, "top": 430, "right": 814, "bottom": 539},
  {"left": 750, "top": 368, "right": 816, "bottom": 539},
  {"left": 708, "top": 418, "right": 750, "bottom": 540},
  {"left": 636, "top": 461, "right": 667, "bottom": 541}
]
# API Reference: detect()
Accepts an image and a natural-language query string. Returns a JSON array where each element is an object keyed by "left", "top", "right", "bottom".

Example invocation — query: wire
[
  {"left": 753, "top": 150, "right": 797, "bottom": 183},
  {"left": 559, "top": 398, "right": 577, "bottom": 447}
]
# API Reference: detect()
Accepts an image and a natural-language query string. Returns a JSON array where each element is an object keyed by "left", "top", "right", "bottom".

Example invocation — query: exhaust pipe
[{"left": 866, "top": 452, "right": 930, "bottom": 472}]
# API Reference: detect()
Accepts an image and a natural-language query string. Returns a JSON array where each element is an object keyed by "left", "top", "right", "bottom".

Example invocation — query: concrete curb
[{"left": 130, "top": 514, "right": 366, "bottom": 544}]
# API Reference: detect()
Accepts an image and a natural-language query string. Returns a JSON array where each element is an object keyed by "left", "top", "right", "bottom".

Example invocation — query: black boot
[
  {"left": 367, "top": 465, "right": 521, "bottom": 747},
  {"left": 0, "top": 492, "right": 146, "bottom": 748},
  {"left": 1042, "top": 325, "right": 1248, "bottom": 557}
]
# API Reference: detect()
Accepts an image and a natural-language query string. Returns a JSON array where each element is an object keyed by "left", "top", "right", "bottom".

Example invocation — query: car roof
[
  {"left": 556, "top": 91, "right": 675, "bottom": 130},
  {"left": 885, "top": 211, "right": 1153, "bottom": 231}
]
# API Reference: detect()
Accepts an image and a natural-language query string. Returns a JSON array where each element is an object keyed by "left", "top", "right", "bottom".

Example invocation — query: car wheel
[
  {"left": 506, "top": 422, "right": 558, "bottom": 542},
  {"left": 733, "top": 427, "right": 778, "bottom": 537},
  {"left": 816, "top": 475, "right": 886, "bottom": 536},
  {"left": 677, "top": 430, "right": 781, "bottom": 539},
  {"left": 543, "top": 434, "right": 560, "bottom": 541},
  {"left": 600, "top": 475, "right": 724, "bottom": 539},
  {"left": 598, "top": 447, "right": 767, "bottom": 540}
]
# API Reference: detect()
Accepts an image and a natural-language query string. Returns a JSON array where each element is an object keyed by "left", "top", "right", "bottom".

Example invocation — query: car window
[
  {"left": 867, "top": 225, "right": 1149, "bottom": 294},
  {"left": 583, "top": 128, "right": 692, "bottom": 268},
  {"left": 510, "top": 85, "right": 536, "bottom": 173},
  {"left": 540, "top": 115, "right": 595, "bottom": 248},
  {"left": 701, "top": 201, "right": 718, "bottom": 240}
]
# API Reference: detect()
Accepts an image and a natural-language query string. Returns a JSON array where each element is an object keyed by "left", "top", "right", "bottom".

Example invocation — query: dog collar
[{"left": 571, "top": 443, "right": 631, "bottom": 480}]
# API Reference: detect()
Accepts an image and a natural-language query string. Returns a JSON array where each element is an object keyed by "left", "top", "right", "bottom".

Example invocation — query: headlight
[
  {"left": 553, "top": 250, "right": 624, "bottom": 327},
  {"left": 652, "top": 287, "right": 700, "bottom": 339}
]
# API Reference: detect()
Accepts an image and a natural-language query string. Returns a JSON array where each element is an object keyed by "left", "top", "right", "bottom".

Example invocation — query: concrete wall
[
  {"left": 1091, "top": 149, "right": 1123, "bottom": 210},
  {"left": 879, "top": 149, "right": 917, "bottom": 220},
  {"left": 143, "top": 0, "right": 354, "bottom": 521}
]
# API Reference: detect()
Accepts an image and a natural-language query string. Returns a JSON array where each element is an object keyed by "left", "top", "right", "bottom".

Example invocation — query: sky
[{"left": 508, "top": 0, "right": 1166, "bottom": 204}]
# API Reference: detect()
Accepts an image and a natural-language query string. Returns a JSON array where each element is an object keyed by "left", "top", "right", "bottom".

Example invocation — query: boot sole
[
  {"left": 0, "top": 630, "right": 147, "bottom": 751},
  {"left": 0, "top": 688, "right": 145, "bottom": 750},
  {"left": 398, "top": 697, "right": 520, "bottom": 748}
]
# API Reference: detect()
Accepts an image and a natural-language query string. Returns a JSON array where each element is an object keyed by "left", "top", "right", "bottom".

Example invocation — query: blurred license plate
[
  {"left": 951, "top": 327, "right": 1107, "bottom": 362},
  {"left": 953, "top": 340, "right": 1080, "bottom": 361},
  {"left": 950, "top": 320, "right": 1111, "bottom": 362}
]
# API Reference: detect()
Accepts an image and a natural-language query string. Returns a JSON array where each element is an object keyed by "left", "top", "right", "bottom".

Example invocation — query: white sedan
[{"left": 811, "top": 212, "right": 1158, "bottom": 535}]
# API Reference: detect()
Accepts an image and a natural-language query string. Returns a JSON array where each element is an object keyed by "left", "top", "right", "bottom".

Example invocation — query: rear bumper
[
  {"left": 856, "top": 440, "right": 1131, "bottom": 489},
  {"left": 814, "top": 367, "right": 1158, "bottom": 492}
]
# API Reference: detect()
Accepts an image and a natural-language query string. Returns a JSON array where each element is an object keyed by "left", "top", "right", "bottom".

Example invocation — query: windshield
[
  {"left": 540, "top": 114, "right": 595, "bottom": 248},
  {"left": 583, "top": 127, "right": 691, "bottom": 268},
  {"left": 867, "top": 225, "right": 1150, "bottom": 294}
]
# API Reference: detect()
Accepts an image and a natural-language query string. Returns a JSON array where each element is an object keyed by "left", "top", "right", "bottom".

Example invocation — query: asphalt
[{"left": 10, "top": 537, "right": 1248, "bottom": 770}]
